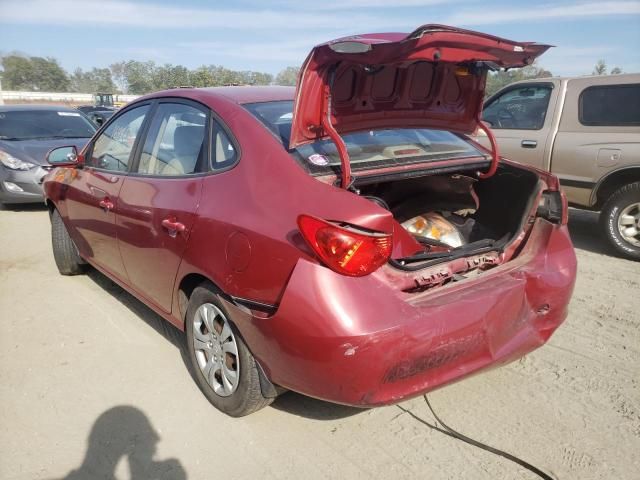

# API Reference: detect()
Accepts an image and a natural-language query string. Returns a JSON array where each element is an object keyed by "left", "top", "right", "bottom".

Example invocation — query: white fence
[{"left": 0, "top": 91, "right": 139, "bottom": 105}]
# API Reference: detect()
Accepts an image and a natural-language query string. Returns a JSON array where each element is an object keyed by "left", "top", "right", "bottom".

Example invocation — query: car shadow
[
  {"left": 271, "top": 391, "right": 365, "bottom": 420},
  {"left": 0, "top": 202, "right": 48, "bottom": 212},
  {"left": 54, "top": 405, "right": 187, "bottom": 480},
  {"left": 85, "top": 269, "right": 364, "bottom": 420},
  {"left": 85, "top": 269, "right": 187, "bottom": 353},
  {"left": 567, "top": 208, "right": 616, "bottom": 256}
]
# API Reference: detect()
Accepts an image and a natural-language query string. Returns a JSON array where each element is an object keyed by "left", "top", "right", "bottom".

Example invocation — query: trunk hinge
[
  {"left": 477, "top": 117, "right": 499, "bottom": 179},
  {"left": 321, "top": 68, "right": 351, "bottom": 189}
]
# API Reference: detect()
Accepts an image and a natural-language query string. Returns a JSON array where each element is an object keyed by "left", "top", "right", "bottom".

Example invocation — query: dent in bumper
[{"left": 224, "top": 219, "right": 577, "bottom": 407}]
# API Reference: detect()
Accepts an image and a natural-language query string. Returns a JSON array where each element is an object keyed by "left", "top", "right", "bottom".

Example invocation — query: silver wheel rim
[
  {"left": 617, "top": 202, "right": 640, "bottom": 247},
  {"left": 192, "top": 303, "right": 240, "bottom": 397}
]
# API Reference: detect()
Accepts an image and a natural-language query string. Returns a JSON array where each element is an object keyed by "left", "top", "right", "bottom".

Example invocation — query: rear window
[
  {"left": 0, "top": 110, "right": 96, "bottom": 140},
  {"left": 579, "top": 84, "right": 640, "bottom": 126},
  {"left": 244, "top": 101, "right": 485, "bottom": 174}
]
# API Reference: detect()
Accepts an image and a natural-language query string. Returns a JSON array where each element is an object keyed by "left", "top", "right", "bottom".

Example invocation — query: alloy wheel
[
  {"left": 617, "top": 202, "right": 640, "bottom": 247},
  {"left": 192, "top": 303, "right": 240, "bottom": 397}
]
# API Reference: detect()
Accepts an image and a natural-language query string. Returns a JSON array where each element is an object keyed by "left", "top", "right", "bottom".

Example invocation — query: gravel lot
[{"left": 1, "top": 205, "right": 638, "bottom": 480}]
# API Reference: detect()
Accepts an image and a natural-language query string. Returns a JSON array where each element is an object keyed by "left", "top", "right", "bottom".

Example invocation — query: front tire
[
  {"left": 185, "top": 283, "right": 273, "bottom": 416},
  {"left": 600, "top": 182, "right": 640, "bottom": 261},
  {"left": 51, "top": 209, "right": 85, "bottom": 275}
]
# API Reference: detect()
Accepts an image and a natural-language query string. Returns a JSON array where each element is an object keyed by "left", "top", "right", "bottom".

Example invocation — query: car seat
[{"left": 162, "top": 125, "right": 205, "bottom": 175}]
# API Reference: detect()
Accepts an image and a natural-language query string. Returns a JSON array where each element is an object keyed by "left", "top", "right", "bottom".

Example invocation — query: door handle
[
  {"left": 98, "top": 198, "right": 114, "bottom": 211},
  {"left": 521, "top": 140, "right": 537, "bottom": 148},
  {"left": 162, "top": 217, "right": 186, "bottom": 236}
]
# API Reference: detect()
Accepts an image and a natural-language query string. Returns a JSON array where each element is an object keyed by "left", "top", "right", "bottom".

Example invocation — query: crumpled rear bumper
[{"left": 225, "top": 218, "right": 577, "bottom": 407}]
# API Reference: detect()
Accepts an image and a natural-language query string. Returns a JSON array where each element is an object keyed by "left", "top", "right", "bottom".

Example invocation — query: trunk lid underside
[{"left": 290, "top": 24, "right": 551, "bottom": 149}]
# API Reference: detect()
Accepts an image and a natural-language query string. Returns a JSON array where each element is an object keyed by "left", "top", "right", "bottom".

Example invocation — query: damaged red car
[{"left": 43, "top": 25, "right": 577, "bottom": 416}]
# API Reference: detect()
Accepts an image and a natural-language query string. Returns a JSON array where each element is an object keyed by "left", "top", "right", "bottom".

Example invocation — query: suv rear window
[
  {"left": 579, "top": 84, "right": 640, "bottom": 126},
  {"left": 245, "top": 101, "right": 485, "bottom": 174}
]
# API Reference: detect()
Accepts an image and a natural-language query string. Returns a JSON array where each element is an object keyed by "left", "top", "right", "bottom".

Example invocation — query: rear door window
[
  {"left": 137, "top": 103, "right": 208, "bottom": 176},
  {"left": 579, "top": 84, "right": 640, "bottom": 126},
  {"left": 483, "top": 85, "right": 552, "bottom": 130}
]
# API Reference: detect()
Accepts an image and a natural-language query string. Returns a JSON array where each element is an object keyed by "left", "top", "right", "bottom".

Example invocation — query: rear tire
[
  {"left": 51, "top": 209, "right": 85, "bottom": 275},
  {"left": 600, "top": 182, "right": 640, "bottom": 261},
  {"left": 185, "top": 283, "right": 273, "bottom": 417}
]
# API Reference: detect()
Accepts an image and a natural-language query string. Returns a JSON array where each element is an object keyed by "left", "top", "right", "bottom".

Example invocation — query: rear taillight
[
  {"left": 297, "top": 215, "right": 393, "bottom": 276},
  {"left": 537, "top": 190, "right": 568, "bottom": 225}
]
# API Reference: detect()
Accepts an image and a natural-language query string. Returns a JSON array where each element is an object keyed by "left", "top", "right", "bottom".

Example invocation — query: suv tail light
[
  {"left": 537, "top": 190, "right": 568, "bottom": 225},
  {"left": 297, "top": 215, "right": 393, "bottom": 277}
]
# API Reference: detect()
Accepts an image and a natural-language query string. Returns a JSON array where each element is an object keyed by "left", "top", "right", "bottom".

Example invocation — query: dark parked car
[
  {"left": 81, "top": 108, "right": 115, "bottom": 127},
  {"left": 0, "top": 105, "right": 95, "bottom": 205},
  {"left": 43, "top": 25, "right": 577, "bottom": 416}
]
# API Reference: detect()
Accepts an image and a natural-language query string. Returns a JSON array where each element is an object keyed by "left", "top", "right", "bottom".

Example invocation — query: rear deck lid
[{"left": 289, "top": 24, "right": 550, "bottom": 149}]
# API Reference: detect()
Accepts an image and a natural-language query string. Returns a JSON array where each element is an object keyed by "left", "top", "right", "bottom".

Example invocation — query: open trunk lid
[{"left": 290, "top": 25, "right": 550, "bottom": 149}]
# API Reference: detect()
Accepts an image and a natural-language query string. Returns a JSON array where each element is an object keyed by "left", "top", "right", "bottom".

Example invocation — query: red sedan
[{"left": 43, "top": 25, "right": 576, "bottom": 416}]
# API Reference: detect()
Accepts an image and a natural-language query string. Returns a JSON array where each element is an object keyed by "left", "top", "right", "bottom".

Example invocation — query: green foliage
[
  {"left": 592, "top": 60, "right": 622, "bottom": 75},
  {"left": 275, "top": 66, "right": 300, "bottom": 86},
  {"left": 593, "top": 59, "right": 607, "bottom": 75},
  {"left": 106, "top": 61, "right": 275, "bottom": 93},
  {"left": 70, "top": 67, "right": 116, "bottom": 93},
  {"left": 485, "top": 63, "right": 552, "bottom": 98},
  {"left": 1, "top": 54, "right": 70, "bottom": 91}
]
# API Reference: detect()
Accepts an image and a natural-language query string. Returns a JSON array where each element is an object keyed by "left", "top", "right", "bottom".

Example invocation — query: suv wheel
[
  {"left": 185, "top": 283, "right": 273, "bottom": 416},
  {"left": 600, "top": 182, "right": 640, "bottom": 261},
  {"left": 51, "top": 209, "right": 86, "bottom": 275}
]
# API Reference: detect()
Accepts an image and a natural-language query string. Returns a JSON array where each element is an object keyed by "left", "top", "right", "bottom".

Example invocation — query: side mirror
[{"left": 47, "top": 146, "right": 79, "bottom": 166}]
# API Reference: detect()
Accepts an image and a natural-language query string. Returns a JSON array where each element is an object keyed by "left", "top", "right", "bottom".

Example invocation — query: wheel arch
[
  {"left": 175, "top": 272, "right": 223, "bottom": 326},
  {"left": 175, "top": 271, "right": 282, "bottom": 399},
  {"left": 591, "top": 166, "right": 640, "bottom": 210}
]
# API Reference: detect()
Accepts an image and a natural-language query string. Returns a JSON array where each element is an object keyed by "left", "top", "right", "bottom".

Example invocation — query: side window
[
  {"left": 137, "top": 103, "right": 207, "bottom": 176},
  {"left": 483, "top": 85, "right": 552, "bottom": 130},
  {"left": 579, "top": 84, "right": 640, "bottom": 126},
  {"left": 212, "top": 121, "right": 237, "bottom": 170},
  {"left": 88, "top": 105, "right": 149, "bottom": 171}
]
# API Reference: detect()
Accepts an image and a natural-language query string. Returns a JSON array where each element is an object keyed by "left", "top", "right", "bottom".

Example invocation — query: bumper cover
[
  {"left": 0, "top": 166, "right": 48, "bottom": 204},
  {"left": 224, "top": 219, "right": 576, "bottom": 407}
]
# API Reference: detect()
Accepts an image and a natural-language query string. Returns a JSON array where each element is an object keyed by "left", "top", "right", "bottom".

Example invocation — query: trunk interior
[{"left": 357, "top": 163, "right": 540, "bottom": 268}]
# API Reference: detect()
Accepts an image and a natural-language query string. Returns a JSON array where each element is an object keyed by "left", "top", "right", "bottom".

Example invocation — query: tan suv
[{"left": 477, "top": 73, "right": 640, "bottom": 260}]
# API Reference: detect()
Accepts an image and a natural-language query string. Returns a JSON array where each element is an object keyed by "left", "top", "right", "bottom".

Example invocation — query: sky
[{"left": 0, "top": 0, "right": 639, "bottom": 77}]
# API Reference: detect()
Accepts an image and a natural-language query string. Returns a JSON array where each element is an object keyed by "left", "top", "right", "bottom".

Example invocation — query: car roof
[
  {"left": 140, "top": 86, "right": 296, "bottom": 105},
  {"left": 0, "top": 104, "right": 79, "bottom": 112}
]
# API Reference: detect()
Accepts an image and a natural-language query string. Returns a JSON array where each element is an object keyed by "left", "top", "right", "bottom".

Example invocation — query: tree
[
  {"left": 70, "top": 67, "right": 116, "bottom": 93},
  {"left": 108, "top": 60, "right": 155, "bottom": 94},
  {"left": 150, "top": 64, "right": 190, "bottom": 90},
  {"left": 610, "top": 66, "right": 623, "bottom": 75},
  {"left": 275, "top": 66, "right": 300, "bottom": 86},
  {"left": 593, "top": 60, "right": 607, "bottom": 75},
  {"left": 1, "top": 54, "right": 70, "bottom": 91}
]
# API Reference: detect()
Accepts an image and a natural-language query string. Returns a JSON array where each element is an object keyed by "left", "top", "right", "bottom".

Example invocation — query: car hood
[
  {"left": 0, "top": 138, "right": 91, "bottom": 166},
  {"left": 289, "top": 24, "right": 550, "bottom": 149}
]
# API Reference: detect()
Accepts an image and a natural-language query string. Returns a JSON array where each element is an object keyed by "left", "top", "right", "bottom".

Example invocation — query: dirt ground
[{"left": 1, "top": 205, "right": 638, "bottom": 480}]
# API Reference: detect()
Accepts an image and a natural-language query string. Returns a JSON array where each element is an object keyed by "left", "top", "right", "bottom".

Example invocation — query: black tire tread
[{"left": 51, "top": 209, "right": 85, "bottom": 275}]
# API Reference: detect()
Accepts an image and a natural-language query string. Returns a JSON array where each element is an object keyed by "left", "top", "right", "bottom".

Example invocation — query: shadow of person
[{"left": 59, "top": 406, "right": 186, "bottom": 480}]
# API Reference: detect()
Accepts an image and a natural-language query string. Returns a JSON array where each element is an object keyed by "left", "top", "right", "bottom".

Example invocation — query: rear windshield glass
[
  {"left": 0, "top": 110, "right": 96, "bottom": 141},
  {"left": 244, "top": 101, "right": 485, "bottom": 174}
]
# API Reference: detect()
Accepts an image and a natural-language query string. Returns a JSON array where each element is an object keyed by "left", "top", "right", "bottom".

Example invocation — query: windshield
[
  {"left": 244, "top": 101, "right": 485, "bottom": 173},
  {"left": 0, "top": 110, "right": 96, "bottom": 141}
]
